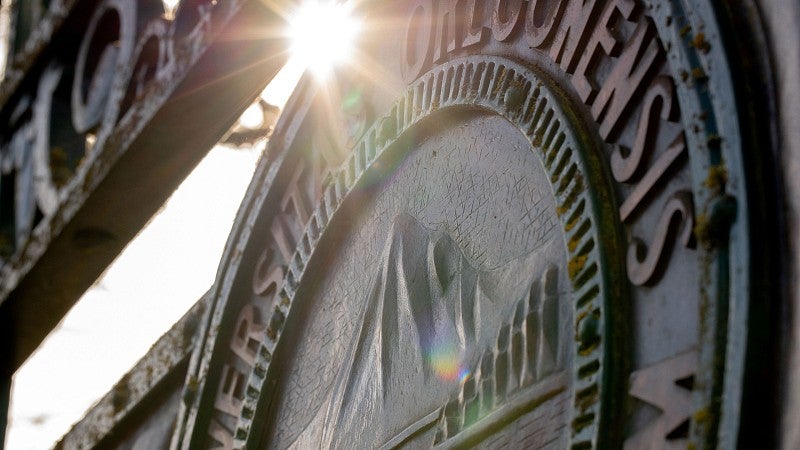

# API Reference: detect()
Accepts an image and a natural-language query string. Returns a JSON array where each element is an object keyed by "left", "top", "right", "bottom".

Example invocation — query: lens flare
[
  {"left": 287, "top": 1, "right": 362, "bottom": 78},
  {"left": 426, "top": 336, "right": 471, "bottom": 383}
]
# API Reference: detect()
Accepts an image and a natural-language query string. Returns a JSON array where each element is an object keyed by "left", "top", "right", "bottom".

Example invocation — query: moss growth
[
  {"left": 694, "top": 213, "right": 711, "bottom": 249},
  {"left": 183, "top": 376, "right": 199, "bottom": 406},
  {"left": 691, "top": 32, "right": 711, "bottom": 53},
  {"left": 565, "top": 214, "right": 580, "bottom": 232},
  {"left": 532, "top": 124, "right": 546, "bottom": 148},
  {"left": 693, "top": 406, "right": 711, "bottom": 424},
  {"left": 569, "top": 255, "right": 588, "bottom": 279},
  {"left": 568, "top": 237, "right": 579, "bottom": 252},
  {"left": 695, "top": 195, "right": 736, "bottom": 250},
  {"left": 692, "top": 67, "right": 708, "bottom": 82},
  {"left": 704, "top": 164, "right": 728, "bottom": 193},
  {"left": 575, "top": 385, "right": 599, "bottom": 412}
]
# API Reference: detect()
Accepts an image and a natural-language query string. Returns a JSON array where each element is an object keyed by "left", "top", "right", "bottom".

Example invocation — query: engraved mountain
[
  {"left": 288, "top": 214, "right": 566, "bottom": 449},
  {"left": 432, "top": 266, "right": 567, "bottom": 448}
]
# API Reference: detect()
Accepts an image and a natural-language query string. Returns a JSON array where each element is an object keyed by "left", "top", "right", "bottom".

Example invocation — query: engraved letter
[
  {"left": 619, "top": 133, "right": 686, "bottom": 222},
  {"left": 572, "top": 0, "right": 637, "bottom": 103},
  {"left": 525, "top": 0, "right": 568, "bottom": 48},
  {"left": 252, "top": 247, "right": 286, "bottom": 296},
  {"left": 611, "top": 76, "right": 677, "bottom": 183},
  {"left": 230, "top": 304, "right": 265, "bottom": 366},
  {"left": 492, "top": 0, "right": 526, "bottom": 42},
  {"left": 434, "top": 0, "right": 487, "bottom": 63},
  {"left": 214, "top": 363, "right": 247, "bottom": 417},
  {"left": 547, "top": 0, "right": 604, "bottom": 72},
  {"left": 626, "top": 191, "right": 695, "bottom": 286},
  {"left": 208, "top": 419, "right": 234, "bottom": 449},
  {"left": 591, "top": 19, "right": 663, "bottom": 140},
  {"left": 624, "top": 350, "right": 697, "bottom": 449},
  {"left": 402, "top": 0, "right": 436, "bottom": 83}
]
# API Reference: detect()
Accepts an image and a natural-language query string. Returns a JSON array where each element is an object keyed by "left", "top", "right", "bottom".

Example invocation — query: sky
[{"left": 3, "top": 12, "right": 305, "bottom": 450}]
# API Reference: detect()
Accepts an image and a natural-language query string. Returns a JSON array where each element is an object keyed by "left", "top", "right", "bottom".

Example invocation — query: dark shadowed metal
[{"left": 0, "top": 0, "right": 293, "bottom": 374}]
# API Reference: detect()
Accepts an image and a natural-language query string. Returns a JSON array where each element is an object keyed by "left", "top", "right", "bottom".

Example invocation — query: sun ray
[{"left": 287, "top": 0, "right": 362, "bottom": 78}]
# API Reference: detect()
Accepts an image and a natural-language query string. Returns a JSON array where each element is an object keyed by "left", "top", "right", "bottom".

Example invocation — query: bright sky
[{"left": 3, "top": 0, "right": 360, "bottom": 448}]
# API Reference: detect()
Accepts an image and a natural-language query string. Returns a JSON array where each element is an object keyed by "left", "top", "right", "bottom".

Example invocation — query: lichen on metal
[{"left": 54, "top": 293, "right": 208, "bottom": 449}]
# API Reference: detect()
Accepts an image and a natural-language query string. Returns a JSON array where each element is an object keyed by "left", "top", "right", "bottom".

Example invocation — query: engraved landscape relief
[
  {"left": 285, "top": 213, "right": 569, "bottom": 449},
  {"left": 263, "top": 114, "right": 573, "bottom": 448}
]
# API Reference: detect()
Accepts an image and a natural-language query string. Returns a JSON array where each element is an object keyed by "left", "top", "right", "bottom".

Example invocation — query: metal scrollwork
[
  {"left": 0, "top": 0, "right": 290, "bottom": 378},
  {"left": 0, "top": 0, "right": 253, "bottom": 268},
  {"left": 72, "top": 0, "right": 163, "bottom": 135}
]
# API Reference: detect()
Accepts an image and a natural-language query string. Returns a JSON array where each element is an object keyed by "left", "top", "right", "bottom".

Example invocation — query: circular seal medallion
[
  {"left": 239, "top": 57, "right": 621, "bottom": 448},
  {"left": 170, "top": 1, "right": 779, "bottom": 449}
]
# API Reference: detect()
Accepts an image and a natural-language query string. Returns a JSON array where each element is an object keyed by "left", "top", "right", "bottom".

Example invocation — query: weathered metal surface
[
  {"left": 15, "top": 0, "right": 793, "bottom": 448},
  {"left": 54, "top": 293, "right": 209, "bottom": 449},
  {"left": 169, "top": 74, "right": 320, "bottom": 450},
  {"left": 151, "top": 0, "right": 786, "bottom": 449},
  {"left": 0, "top": 0, "right": 292, "bottom": 374}
]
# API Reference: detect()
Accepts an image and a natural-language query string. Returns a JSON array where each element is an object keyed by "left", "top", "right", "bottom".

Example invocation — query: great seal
[{"left": 171, "top": 1, "right": 763, "bottom": 448}]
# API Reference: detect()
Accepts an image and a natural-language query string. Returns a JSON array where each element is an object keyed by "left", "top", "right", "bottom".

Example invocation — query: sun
[{"left": 287, "top": 0, "right": 362, "bottom": 78}]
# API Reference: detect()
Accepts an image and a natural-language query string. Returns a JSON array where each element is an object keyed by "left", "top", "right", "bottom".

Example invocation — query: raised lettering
[
  {"left": 611, "top": 76, "right": 677, "bottom": 183},
  {"left": 434, "top": 1, "right": 458, "bottom": 63},
  {"left": 462, "top": 0, "right": 488, "bottom": 47},
  {"left": 572, "top": 0, "right": 637, "bottom": 103},
  {"left": 548, "top": 0, "right": 604, "bottom": 73},
  {"left": 214, "top": 363, "right": 247, "bottom": 417},
  {"left": 208, "top": 418, "right": 234, "bottom": 449},
  {"left": 492, "top": 0, "right": 526, "bottom": 42},
  {"left": 252, "top": 248, "right": 286, "bottom": 296},
  {"left": 282, "top": 164, "right": 312, "bottom": 227},
  {"left": 270, "top": 216, "right": 298, "bottom": 264},
  {"left": 626, "top": 191, "right": 695, "bottom": 286},
  {"left": 624, "top": 350, "right": 697, "bottom": 448},
  {"left": 32, "top": 65, "right": 66, "bottom": 217},
  {"left": 525, "top": 0, "right": 568, "bottom": 48},
  {"left": 591, "top": 19, "right": 663, "bottom": 140},
  {"left": 5, "top": 123, "right": 37, "bottom": 251},
  {"left": 230, "top": 304, "right": 264, "bottom": 366},
  {"left": 402, "top": 0, "right": 435, "bottom": 83},
  {"left": 434, "top": 0, "right": 486, "bottom": 63},
  {"left": 72, "top": 1, "right": 138, "bottom": 134},
  {"left": 619, "top": 133, "right": 686, "bottom": 222}
]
